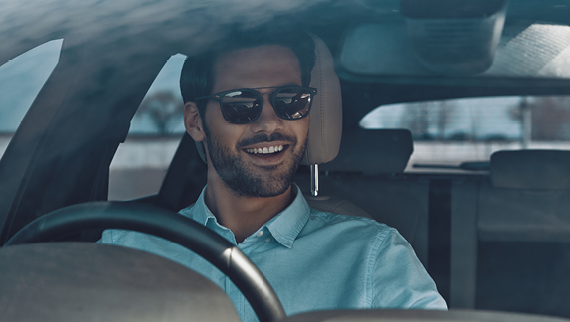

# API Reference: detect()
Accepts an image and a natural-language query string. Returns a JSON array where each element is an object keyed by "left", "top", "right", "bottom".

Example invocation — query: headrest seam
[
  {"left": 316, "top": 38, "right": 327, "bottom": 164},
  {"left": 303, "top": 32, "right": 341, "bottom": 166}
]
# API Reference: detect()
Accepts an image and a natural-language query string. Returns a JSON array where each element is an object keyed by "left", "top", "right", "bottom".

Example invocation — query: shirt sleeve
[
  {"left": 97, "top": 229, "right": 114, "bottom": 244},
  {"left": 96, "top": 230, "right": 113, "bottom": 244},
  {"left": 370, "top": 227, "right": 448, "bottom": 309}
]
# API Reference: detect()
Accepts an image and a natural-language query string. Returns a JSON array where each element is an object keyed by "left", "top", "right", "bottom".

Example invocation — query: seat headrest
[
  {"left": 491, "top": 150, "right": 570, "bottom": 190},
  {"left": 301, "top": 33, "right": 342, "bottom": 165},
  {"left": 321, "top": 129, "right": 413, "bottom": 173},
  {"left": 195, "top": 33, "right": 342, "bottom": 165}
]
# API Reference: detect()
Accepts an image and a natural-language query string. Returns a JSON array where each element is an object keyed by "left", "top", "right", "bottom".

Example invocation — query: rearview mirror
[{"left": 337, "top": 4, "right": 570, "bottom": 86}]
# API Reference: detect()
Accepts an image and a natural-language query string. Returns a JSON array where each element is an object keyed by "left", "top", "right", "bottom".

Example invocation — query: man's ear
[{"left": 184, "top": 102, "right": 205, "bottom": 141}]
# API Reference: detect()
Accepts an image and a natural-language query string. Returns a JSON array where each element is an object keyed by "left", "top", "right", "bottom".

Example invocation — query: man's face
[{"left": 202, "top": 45, "right": 310, "bottom": 197}]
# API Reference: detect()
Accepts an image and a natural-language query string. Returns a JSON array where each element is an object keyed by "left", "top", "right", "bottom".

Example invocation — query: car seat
[{"left": 450, "top": 149, "right": 570, "bottom": 318}]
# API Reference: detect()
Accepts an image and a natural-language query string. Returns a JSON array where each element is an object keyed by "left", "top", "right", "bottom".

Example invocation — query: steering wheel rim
[{"left": 5, "top": 201, "right": 286, "bottom": 322}]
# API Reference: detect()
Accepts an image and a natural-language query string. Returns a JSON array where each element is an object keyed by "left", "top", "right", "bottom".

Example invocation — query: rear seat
[
  {"left": 294, "top": 128, "right": 430, "bottom": 266},
  {"left": 450, "top": 149, "right": 570, "bottom": 318}
]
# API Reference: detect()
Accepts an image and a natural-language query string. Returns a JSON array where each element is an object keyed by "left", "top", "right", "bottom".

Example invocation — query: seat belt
[
  {"left": 428, "top": 179, "right": 452, "bottom": 303},
  {"left": 449, "top": 180, "right": 478, "bottom": 308}
]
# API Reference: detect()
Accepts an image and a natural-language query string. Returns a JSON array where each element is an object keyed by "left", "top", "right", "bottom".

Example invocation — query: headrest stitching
[{"left": 316, "top": 38, "right": 327, "bottom": 164}]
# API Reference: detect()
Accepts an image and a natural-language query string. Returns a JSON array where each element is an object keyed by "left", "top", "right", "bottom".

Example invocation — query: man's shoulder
[
  {"left": 303, "top": 207, "right": 398, "bottom": 243},
  {"left": 99, "top": 229, "right": 164, "bottom": 245},
  {"left": 307, "top": 207, "right": 390, "bottom": 228},
  {"left": 300, "top": 193, "right": 390, "bottom": 234},
  {"left": 99, "top": 203, "right": 200, "bottom": 246}
]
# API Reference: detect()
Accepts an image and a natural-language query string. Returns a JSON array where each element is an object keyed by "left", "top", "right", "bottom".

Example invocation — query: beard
[{"left": 203, "top": 123, "right": 306, "bottom": 198}]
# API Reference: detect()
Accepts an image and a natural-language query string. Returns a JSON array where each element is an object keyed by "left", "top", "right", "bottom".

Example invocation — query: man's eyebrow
[
  {"left": 250, "top": 84, "right": 302, "bottom": 90},
  {"left": 247, "top": 84, "right": 302, "bottom": 95}
]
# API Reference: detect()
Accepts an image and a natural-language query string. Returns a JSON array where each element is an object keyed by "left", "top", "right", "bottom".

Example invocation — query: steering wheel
[{"left": 5, "top": 201, "right": 286, "bottom": 322}]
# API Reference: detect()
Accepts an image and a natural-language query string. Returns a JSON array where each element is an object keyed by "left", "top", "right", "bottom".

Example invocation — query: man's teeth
[{"left": 245, "top": 145, "right": 284, "bottom": 154}]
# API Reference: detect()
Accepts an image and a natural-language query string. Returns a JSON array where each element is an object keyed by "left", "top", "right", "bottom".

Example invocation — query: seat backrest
[
  {"left": 481, "top": 150, "right": 570, "bottom": 242},
  {"left": 320, "top": 128, "right": 413, "bottom": 173},
  {"left": 449, "top": 149, "right": 570, "bottom": 318}
]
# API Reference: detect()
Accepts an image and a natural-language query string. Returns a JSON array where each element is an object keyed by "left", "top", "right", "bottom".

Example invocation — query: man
[{"left": 100, "top": 30, "right": 446, "bottom": 321}]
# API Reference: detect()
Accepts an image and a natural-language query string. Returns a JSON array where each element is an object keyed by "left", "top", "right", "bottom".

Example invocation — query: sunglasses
[{"left": 195, "top": 86, "right": 317, "bottom": 124}]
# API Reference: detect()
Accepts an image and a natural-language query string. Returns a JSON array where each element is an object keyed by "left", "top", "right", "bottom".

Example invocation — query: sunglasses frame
[{"left": 195, "top": 85, "right": 317, "bottom": 124}]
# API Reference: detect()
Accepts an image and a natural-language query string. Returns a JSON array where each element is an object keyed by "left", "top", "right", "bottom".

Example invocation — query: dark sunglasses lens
[
  {"left": 273, "top": 88, "right": 312, "bottom": 120},
  {"left": 220, "top": 90, "right": 262, "bottom": 123}
]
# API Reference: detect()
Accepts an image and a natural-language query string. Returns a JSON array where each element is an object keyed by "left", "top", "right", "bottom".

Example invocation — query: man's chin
[
  {"left": 254, "top": 182, "right": 291, "bottom": 198},
  {"left": 225, "top": 176, "right": 292, "bottom": 198},
  {"left": 207, "top": 135, "right": 304, "bottom": 198}
]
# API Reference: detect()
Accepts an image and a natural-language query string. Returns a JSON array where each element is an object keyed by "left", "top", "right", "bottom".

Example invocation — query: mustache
[{"left": 236, "top": 132, "right": 296, "bottom": 148}]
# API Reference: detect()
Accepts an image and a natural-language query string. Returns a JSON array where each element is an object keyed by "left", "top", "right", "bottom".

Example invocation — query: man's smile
[
  {"left": 243, "top": 144, "right": 289, "bottom": 154},
  {"left": 237, "top": 133, "right": 296, "bottom": 164},
  {"left": 244, "top": 145, "right": 285, "bottom": 154},
  {"left": 241, "top": 142, "right": 291, "bottom": 165}
]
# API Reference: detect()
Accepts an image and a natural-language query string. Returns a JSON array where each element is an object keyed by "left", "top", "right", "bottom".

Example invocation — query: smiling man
[
  {"left": 100, "top": 30, "right": 446, "bottom": 321},
  {"left": 185, "top": 43, "right": 312, "bottom": 243}
]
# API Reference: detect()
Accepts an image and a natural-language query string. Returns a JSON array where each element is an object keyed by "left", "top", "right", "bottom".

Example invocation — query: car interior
[{"left": 2, "top": 0, "right": 570, "bottom": 321}]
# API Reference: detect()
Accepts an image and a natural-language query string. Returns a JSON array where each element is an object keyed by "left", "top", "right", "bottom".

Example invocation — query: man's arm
[{"left": 370, "top": 228, "right": 448, "bottom": 309}]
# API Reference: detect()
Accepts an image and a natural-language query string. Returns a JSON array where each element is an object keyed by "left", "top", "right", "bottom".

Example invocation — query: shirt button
[
  {"left": 256, "top": 231, "right": 264, "bottom": 237},
  {"left": 264, "top": 238, "right": 271, "bottom": 243}
]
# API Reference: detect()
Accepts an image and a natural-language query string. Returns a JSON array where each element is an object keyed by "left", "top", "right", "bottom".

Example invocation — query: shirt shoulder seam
[
  {"left": 308, "top": 208, "right": 392, "bottom": 228},
  {"left": 366, "top": 225, "right": 393, "bottom": 307},
  {"left": 108, "top": 229, "right": 116, "bottom": 244}
]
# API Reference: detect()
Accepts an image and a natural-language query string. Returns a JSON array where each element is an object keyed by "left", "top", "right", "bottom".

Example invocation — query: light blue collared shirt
[{"left": 100, "top": 186, "right": 446, "bottom": 321}]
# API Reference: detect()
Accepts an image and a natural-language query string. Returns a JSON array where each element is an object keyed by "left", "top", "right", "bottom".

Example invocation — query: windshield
[
  {"left": 3, "top": 1, "right": 570, "bottom": 321},
  {"left": 0, "top": 40, "right": 62, "bottom": 157}
]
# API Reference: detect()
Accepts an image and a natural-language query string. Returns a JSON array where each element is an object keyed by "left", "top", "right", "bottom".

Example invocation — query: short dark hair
[{"left": 180, "top": 29, "right": 316, "bottom": 117}]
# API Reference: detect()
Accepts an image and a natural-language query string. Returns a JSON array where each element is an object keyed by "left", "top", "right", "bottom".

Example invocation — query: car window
[
  {"left": 361, "top": 96, "right": 570, "bottom": 173},
  {"left": 108, "top": 54, "right": 186, "bottom": 200},
  {"left": 0, "top": 40, "right": 62, "bottom": 158}
]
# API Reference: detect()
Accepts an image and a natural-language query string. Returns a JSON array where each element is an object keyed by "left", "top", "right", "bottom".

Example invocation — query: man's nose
[{"left": 250, "top": 95, "right": 282, "bottom": 132}]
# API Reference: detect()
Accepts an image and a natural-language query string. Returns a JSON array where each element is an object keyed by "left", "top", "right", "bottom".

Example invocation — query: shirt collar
[
  {"left": 179, "top": 186, "right": 215, "bottom": 225},
  {"left": 179, "top": 184, "right": 311, "bottom": 248},
  {"left": 263, "top": 184, "right": 310, "bottom": 248}
]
